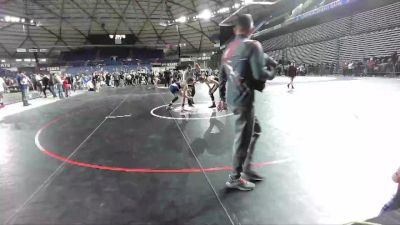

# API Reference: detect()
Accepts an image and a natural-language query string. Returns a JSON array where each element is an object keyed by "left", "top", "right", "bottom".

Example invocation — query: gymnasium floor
[{"left": 1, "top": 76, "right": 400, "bottom": 225}]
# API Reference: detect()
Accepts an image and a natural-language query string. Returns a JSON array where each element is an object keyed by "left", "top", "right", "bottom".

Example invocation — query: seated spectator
[{"left": 380, "top": 167, "right": 400, "bottom": 215}]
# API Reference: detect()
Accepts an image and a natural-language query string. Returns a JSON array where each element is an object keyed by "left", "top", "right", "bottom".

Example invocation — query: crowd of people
[
  {"left": 86, "top": 67, "right": 216, "bottom": 91},
  {"left": 3, "top": 73, "right": 81, "bottom": 106},
  {"left": 342, "top": 52, "right": 400, "bottom": 76},
  {"left": 0, "top": 65, "right": 220, "bottom": 108},
  {"left": 274, "top": 52, "right": 399, "bottom": 77}
]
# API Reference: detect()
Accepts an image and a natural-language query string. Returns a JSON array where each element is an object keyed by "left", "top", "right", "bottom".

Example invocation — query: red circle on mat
[{"left": 35, "top": 113, "right": 290, "bottom": 173}]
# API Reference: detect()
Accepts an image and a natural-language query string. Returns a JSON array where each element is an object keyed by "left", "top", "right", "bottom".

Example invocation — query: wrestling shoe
[
  {"left": 242, "top": 170, "right": 264, "bottom": 182},
  {"left": 225, "top": 175, "right": 255, "bottom": 191}
]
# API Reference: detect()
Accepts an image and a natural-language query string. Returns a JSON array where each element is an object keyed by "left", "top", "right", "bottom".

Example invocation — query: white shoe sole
[
  {"left": 225, "top": 182, "right": 254, "bottom": 191},
  {"left": 241, "top": 172, "right": 264, "bottom": 182}
]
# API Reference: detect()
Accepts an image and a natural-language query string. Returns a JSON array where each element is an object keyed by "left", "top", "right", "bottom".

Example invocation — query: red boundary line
[{"left": 36, "top": 111, "right": 291, "bottom": 173}]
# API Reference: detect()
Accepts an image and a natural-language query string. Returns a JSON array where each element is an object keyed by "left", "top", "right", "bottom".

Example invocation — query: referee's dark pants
[{"left": 187, "top": 84, "right": 195, "bottom": 105}]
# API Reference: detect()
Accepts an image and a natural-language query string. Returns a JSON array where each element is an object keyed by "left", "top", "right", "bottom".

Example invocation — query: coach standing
[{"left": 218, "top": 14, "right": 275, "bottom": 191}]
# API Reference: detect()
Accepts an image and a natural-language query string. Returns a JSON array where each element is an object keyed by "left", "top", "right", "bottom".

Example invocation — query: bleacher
[
  {"left": 261, "top": 34, "right": 291, "bottom": 52},
  {"left": 292, "top": 17, "right": 350, "bottom": 46},
  {"left": 340, "top": 27, "right": 400, "bottom": 63},
  {"left": 99, "top": 48, "right": 130, "bottom": 59},
  {"left": 61, "top": 49, "right": 97, "bottom": 61},
  {"left": 65, "top": 64, "right": 152, "bottom": 75},
  {"left": 261, "top": 1, "right": 400, "bottom": 67},
  {"left": 351, "top": 1, "right": 400, "bottom": 35},
  {"left": 285, "top": 39, "right": 338, "bottom": 64}
]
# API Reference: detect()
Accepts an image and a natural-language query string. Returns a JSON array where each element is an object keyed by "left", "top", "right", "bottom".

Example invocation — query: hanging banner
[{"left": 0, "top": 63, "right": 11, "bottom": 68}]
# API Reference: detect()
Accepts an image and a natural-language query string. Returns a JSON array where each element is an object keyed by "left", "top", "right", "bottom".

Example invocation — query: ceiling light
[
  {"left": 176, "top": 16, "right": 187, "bottom": 24},
  {"left": 1, "top": 59, "right": 5, "bottom": 63},
  {"left": 4, "top": 16, "right": 22, "bottom": 23},
  {"left": 217, "top": 7, "right": 230, "bottom": 14},
  {"left": 39, "top": 58, "right": 46, "bottom": 62},
  {"left": 233, "top": 3, "right": 241, "bottom": 8},
  {"left": 16, "top": 59, "right": 22, "bottom": 62},
  {"left": 21, "top": 18, "right": 25, "bottom": 23},
  {"left": 244, "top": 0, "right": 253, "bottom": 5},
  {"left": 16, "top": 48, "right": 26, "bottom": 53},
  {"left": 198, "top": 9, "right": 213, "bottom": 20},
  {"left": 24, "top": 58, "right": 31, "bottom": 62}
]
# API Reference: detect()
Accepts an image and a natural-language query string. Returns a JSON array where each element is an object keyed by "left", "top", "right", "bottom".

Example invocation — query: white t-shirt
[{"left": 0, "top": 77, "right": 5, "bottom": 92}]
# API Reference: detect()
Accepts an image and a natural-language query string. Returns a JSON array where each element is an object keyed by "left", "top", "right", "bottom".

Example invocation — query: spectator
[
  {"left": 380, "top": 167, "right": 400, "bottom": 215},
  {"left": 63, "top": 76, "right": 70, "bottom": 97},
  {"left": 391, "top": 51, "right": 398, "bottom": 75},
  {"left": 150, "top": 71, "right": 155, "bottom": 85},
  {"left": 54, "top": 74, "right": 64, "bottom": 99},
  {"left": 298, "top": 63, "right": 306, "bottom": 76},
  {"left": 0, "top": 76, "right": 8, "bottom": 108},
  {"left": 105, "top": 72, "right": 111, "bottom": 86},
  {"left": 164, "top": 70, "right": 171, "bottom": 87},
  {"left": 67, "top": 75, "right": 74, "bottom": 92},
  {"left": 119, "top": 72, "right": 125, "bottom": 87},
  {"left": 49, "top": 74, "right": 57, "bottom": 97},
  {"left": 93, "top": 72, "right": 101, "bottom": 92},
  {"left": 42, "top": 74, "right": 56, "bottom": 98},
  {"left": 17, "top": 73, "right": 32, "bottom": 106},
  {"left": 367, "top": 58, "right": 375, "bottom": 75},
  {"left": 113, "top": 72, "right": 120, "bottom": 87},
  {"left": 348, "top": 61, "right": 354, "bottom": 75},
  {"left": 396, "top": 59, "right": 400, "bottom": 76},
  {"left": 287, "top": 62, "right": 297, "bottom": 89},
  {"left": 277, "top": 62, "right": 283, "bottom": 76}
]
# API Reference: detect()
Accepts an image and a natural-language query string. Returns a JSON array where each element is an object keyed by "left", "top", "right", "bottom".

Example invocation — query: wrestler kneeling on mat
[
  {"left": 199, "top": 75, "right": 219, "bottom": 108},
  {"left": 166, "top": 78, "right": 195, "bottom": 112}
]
